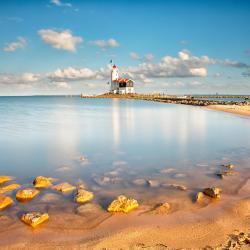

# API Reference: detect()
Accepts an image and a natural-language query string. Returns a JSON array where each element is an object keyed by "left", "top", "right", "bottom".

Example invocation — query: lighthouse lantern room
[{"left": 110, "top": 64, "right": 134, "bottom": 94}]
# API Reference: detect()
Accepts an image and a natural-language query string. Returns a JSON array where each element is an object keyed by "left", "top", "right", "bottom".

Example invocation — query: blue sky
[{"left": 0, "top": 0, "right": 250, "bottom": 95}]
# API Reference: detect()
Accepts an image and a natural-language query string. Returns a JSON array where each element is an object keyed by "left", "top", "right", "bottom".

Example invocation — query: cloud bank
[
  {"left": 3, "top": 37, "right": 27, "bottom": 52},
  {"left": 38, "top": 29, "right": 83, "bottom": 52}
]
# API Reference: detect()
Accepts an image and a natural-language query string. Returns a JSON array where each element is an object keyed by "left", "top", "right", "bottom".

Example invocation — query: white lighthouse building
[{"left": 110, "top": 64, "right": 134, "bottom": 94}]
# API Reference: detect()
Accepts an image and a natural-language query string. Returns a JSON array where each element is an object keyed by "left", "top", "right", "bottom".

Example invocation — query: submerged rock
[
  {"left": 40, "top": 193, "right": 62, "bottom": 203},
  {"left": 196, "top": 192, "right": 204, "bottom": 202},
  {"left": 75, "top": 189, "right": 94, "bottom": 203},
  {"left": 216, "top": 170, "right": 234, "bottom": 179},
  {"left": 0, "top": 183, "right": 20, "bottom": 194},
  {"left": 16, "top": 188, "right": 40, "bottom": 201},
  {"left": 203, "top": 187, "right": 222, "bottom": 199},
  {"left": 170, "top": 184, "right": 187, "bottom": 191},
  {"left": 76, "top": 179, "right": 87, "bottom": 189},
  {"left": 21, "top": 212, "right": 49, "bottom": 228},
  {"left": 152, "top": 202, "right": 171, "bottom": 214},
  {"left": 0, "top": 176, "right": 13, "bottom": 185},
  {"left": 79, "top": 155, "right": 87, "bottom": 161},
  {"left": 0, "top": 196, "right": 13, "bottom": 210},
  {"left": 94, "top": 176, "right": 122, "bottom": 186},
  {"left": 173, "top": 173, "right": 187, "bottom": 178},
  {"left": 160, "top": 168, "right": 176, "bottom": 174},
  {"left": 132, "top": 178, "right": 147, "bottom": 186},
  {"left": 33, "top": 176, "right": 53, "bottom": 188},
  {"left": 53, "top": 182, "right": 76, "bottom": 192},
  {"left": 108, "top": 195, "right": 139, "bottom": 213},
  {"left": 147, "top": 179, "right": 160, "bottom": 187},
  {"left": 223, "top": 164, "right": 235, "bottom": 169}
]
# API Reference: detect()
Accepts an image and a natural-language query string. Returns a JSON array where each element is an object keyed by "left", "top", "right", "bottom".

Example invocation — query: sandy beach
[
  {"left": 208, "top": 105, "right": 250, "bottom": 117},
  {"left": 0, "top": 175, "right": 250, "bottom": 250}
]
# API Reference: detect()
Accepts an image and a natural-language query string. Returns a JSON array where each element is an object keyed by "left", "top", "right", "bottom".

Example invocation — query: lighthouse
[{"left": 110, "top": 64, "right": 135, "bottom": 94}]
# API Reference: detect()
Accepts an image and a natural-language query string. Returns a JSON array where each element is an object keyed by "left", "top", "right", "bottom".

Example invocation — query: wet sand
[
  {"left": 0, "top": 176, "right": 249, "bottom": 249},
  {"left": 208, "top": 105, "right": 250, "bottom": 117}
]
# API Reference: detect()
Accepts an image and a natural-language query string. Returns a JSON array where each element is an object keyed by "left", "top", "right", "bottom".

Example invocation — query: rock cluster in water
[
  {"left": 0, "top": 183, "right": 20, "bottom": 194},
  {"left": 75, "top": 189, "right": 94, "bottom": 203},
  {"left": 16, "top": 188, "right": 40, "bottom": 201},
  {"left": 0, "top": 162, "right": 238, "bottom": 229},
  {"left": 53, "top": 182, "right": 76, "bottom": 192},
  {"left": 108, "top": 195, "right": 139, "bottom": 213},
  {"left": 21, "top": 212, "right": 49, "bottom": 228},
  {"left": 0, "top": 196, "right": 13, "bottom": 209},
  {"left": 0, "top": 176, "right": 13, "bottom": 185},
  {"left": 33, "top": 176, "right": 53, "bottom": 188}
]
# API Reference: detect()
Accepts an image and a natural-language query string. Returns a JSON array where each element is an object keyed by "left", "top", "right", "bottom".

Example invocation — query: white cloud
[
  {"left": 3, "top": 37, "right": 27, "bottom": 52},
  {"left": 126, "top": 51, "right": 214, "bottom": 79},
  {"left": 144, "top": 53, "right": 154, "bottom": 62},
  {"left": 130, "top": 52, "right": 140, "bottom": 60},
  {"left": 48, "top": 67, "right": 97, "bottom": 81},
  {"left": 53, "top": 81, "right": 71, "bottom": 89},
  {"left": 21, "top": 73, "right": 40, "bottom": 82},
  {"left": 50, "top": 0, "right": 72, "bottom": 7},
  {"left": 178, "top": 50, "right": 190, "bottom": 60},
  {"left": 38, "top": 29, "right": 83, "bottom": 52},
  {"left": 90, "top": 38, "right": 119, "bottom": 49}
]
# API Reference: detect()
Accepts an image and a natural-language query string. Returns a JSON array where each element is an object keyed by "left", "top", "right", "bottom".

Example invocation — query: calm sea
[{"left": 0, "top": 96, "right": 250, "bottom": 211}]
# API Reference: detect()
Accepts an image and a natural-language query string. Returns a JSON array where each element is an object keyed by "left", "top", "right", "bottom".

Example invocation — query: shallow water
[{"left": 0, "top": 96, "right": 250, "bottom": 222}]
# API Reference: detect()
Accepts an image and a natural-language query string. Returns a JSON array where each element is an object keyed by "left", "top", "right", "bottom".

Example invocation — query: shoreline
[
  {"left": 207, "top": 105, "right": 250, "bottom": 117},
  {"left": 80, "top": 93, "right": 250, "bottom": 117},
  {"left": 1, "top": 179, "right": 249, "bottom": 249}
]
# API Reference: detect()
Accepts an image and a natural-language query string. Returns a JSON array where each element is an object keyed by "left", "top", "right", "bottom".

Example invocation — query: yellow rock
[
  {"left": 153, "top": 202, "right": 171, "bottom": 214},
  {"left": 33, "top": 176, "right": 52, "bottom": 188},
  {"left": 0, "top": 196, "right": 13, "bottom": 210},
  {"left": 53, "top": 182, "right": 76, "bottom": 192},
  {"left": 0, "top": 183, "right": 20, "bottom": 194},
  {"left": 107, "top": 195, "right": 139, "bottom": 213},
  {"left": 203, "top": 187, "right": 222, "bottom": 199},
  {"left": 75, "top": 189, "right": 94, "bottom": 203},
  {"left": 0, "top": 176, "right": 13, "bottom": 185},
  {"left": 16, "top": 188, "right": 40, "bottom": 201},
  {"left": 21, "top": 212, "right": 49, "bottom": 228},
  {"left": 196, "top": 192, "right": 204, "bottom": 202}
]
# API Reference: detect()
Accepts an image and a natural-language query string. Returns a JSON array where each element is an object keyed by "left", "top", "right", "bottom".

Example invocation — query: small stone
[
  {"left": 21, "top": 212, "right": 49, "bottom": 228},
  {"left": 40, "top": 193, "right": 62, "bottom": 203},
  {"left": 33, "top": 176, "right": 53, "bottom": 188},
  {"left": 75, "top": 189, "right": 94, "bottom": 203},
  {"left": 76, "top": 179, "right": 87, "bottom": 189},
  {"left": 223, "top": 164, "right": 235, "bottom": 169},
  {"left": 153, "top": 202, "right": 171, "bottom": 214},
  {"left": 108, "top": 195, "right": 139, "bottom": 213},
  {"left": 196, "top": 192, "right": 204, "bottom": 202},
  {"left": 132, "top": 179, "right": 147, "bottom": 186},
  {"left": 166, "top": 184, "right": 187, "bottom": 191},
  {"left": 203, "top": 187, "right": 222, "bottom": 199},
  {"left": 147, "top": 179, "right": 160, "bottom": 187},
  {"left": 160, "top": 168, "right": 176, "bottom": 174},
  {"left": 173, "top": 173, "right": 187, "bottom": 178},
  {"left": 80, "top": 155, "right": 87, "bottom": 161},
  {"left": 16, "top": 188, "right": 40, "bottom": 201},
  {"left": 0, "top": 183, "right": 20, "bottom": 194},
  {"left": 53, "top": 182, "right": 76, "bottom": 192},
  {"left": 108, "top": 170, "right": 119, "bottom": 176},
  {"left": 0, "top": 176, "right": 13, "bottom": 185},
  {"left": 94, "top": 176, "right": 122, "bottom": 186},
  {"left": 0, "top": 196, "right": 13, "bottom": 210},
  {"left": 216, "top": 170, "right": 234, "bottom": 179}
]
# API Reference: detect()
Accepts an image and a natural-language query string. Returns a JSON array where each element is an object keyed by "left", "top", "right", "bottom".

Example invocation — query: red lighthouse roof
[{"left": 112, "top": 64, "right": 117, "bottom": 68}]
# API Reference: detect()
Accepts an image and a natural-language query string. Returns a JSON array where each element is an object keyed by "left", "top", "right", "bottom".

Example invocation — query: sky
[{"left": 0, "top": 0, "right": 250, "bottom": 95}]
